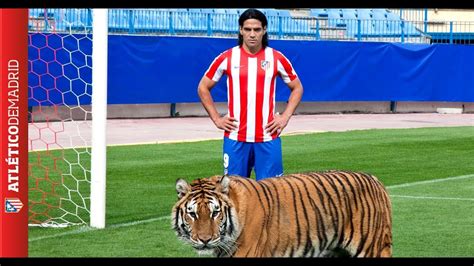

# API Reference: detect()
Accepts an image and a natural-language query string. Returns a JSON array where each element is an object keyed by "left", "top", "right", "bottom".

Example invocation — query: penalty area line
[
  {"left": 387, "top": 174, "right": 474, "bottom": 189},
  {"left": 28, "top": 215, "right": 171, "bottom": 242},
  {"left": 390, "top": 195, "right": 474, "bottom": 201}
]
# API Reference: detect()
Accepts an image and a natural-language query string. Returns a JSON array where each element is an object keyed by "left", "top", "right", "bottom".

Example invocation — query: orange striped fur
[{"left": 172, "top": 171, "right": 392, "bottom": 257}]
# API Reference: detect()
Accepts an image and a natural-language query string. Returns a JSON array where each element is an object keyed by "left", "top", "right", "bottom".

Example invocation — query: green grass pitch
[{"left": 28, "top": 126, "right": 474, "bottom": 257}]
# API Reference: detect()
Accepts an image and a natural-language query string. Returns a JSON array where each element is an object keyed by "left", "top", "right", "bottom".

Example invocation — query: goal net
[{"left": 28, "top": 8, "right": 107, "bottom": 228}]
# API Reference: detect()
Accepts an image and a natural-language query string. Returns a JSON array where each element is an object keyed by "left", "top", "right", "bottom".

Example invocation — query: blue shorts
[{"left": 223, "top": 137, "right": 283, "bottom": 181}]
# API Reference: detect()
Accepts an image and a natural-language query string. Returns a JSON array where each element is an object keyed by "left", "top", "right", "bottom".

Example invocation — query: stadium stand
[
  {"left": 327, "top": 9, "right": 345, "bottom": 28},
  {"left": 67, "top": 9, "right": 92, "bottom": 31},
  {"left": 134, "top": 9, "right": 169, "bottom": 34},
  {"left": 30, "top": 8, "right": 472, "bottom": 44},
  {"left": 109, "top": 9, "right": 133, "bottom": 33},
  {"left": 265, "top": 10, "right": 280, "bottom": 36},
  {"left": 357, "top": 9, "right": 372, "bottom": 20},
  {"left": 280, "top": 9, "right": 312, "bottom": 37}
]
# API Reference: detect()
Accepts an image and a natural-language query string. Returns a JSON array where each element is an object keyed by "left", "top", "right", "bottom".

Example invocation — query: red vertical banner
[{"left": 1, "top": 9, "right": 28, "bottom": 257}]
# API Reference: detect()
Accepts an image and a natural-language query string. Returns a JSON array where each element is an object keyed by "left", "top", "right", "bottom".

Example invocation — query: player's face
[{"left": 240, "top": 19, "right": 266, "bottom": 53}]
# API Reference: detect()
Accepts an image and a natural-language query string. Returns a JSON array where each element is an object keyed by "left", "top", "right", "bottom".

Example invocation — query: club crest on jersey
[{"left": 260, "top": 60, "right": 270, "bottom": 70}]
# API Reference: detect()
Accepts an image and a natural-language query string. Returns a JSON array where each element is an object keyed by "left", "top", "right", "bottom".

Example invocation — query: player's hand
[
  {"left": 214, "top": 116, "right": 238, "bottom": 132},
  {"left": 265, "top": 113, "right": 289, "bottom": 136}
]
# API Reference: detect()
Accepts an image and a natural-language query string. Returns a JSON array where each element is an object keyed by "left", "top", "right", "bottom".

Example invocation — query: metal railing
[
  {"left": 389, "top": 8, "right": 429, "bottom": 34},
  {"left": 28, "top": 8, "right": 474, "bottom": 44}
]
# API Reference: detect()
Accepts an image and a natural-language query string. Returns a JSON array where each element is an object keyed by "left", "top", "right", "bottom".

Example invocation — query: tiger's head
[{"left": 171, "top": 175, "right": 240, "bottom": 256}]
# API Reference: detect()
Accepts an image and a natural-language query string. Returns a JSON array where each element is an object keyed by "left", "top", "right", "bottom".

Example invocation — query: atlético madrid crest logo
[
  {"left": 260, "top": 60, "right": 270, "bottom": 70},
  {"left": 5, "top": 198, "right": 23, "bottom": 213}
]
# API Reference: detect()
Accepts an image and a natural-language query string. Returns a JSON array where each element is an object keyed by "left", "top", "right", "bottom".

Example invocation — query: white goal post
[
  {"left": 28, "top": 8, "right": 108, "bottom": 228},
  {"left": 90, "top": 8, "right": 108, "bottom": 229}
]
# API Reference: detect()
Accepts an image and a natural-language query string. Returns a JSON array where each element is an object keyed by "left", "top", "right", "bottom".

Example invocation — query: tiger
[{"left": 171, "top": 170, "right": 392, "bottom": 257}]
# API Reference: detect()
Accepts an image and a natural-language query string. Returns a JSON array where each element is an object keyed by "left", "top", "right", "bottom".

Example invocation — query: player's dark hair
[{"left": 238, "top": 8, "right": 268, "bottom": 48}]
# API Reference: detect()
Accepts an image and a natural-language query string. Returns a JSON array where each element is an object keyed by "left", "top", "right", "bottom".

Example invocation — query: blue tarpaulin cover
[{"left": 28, "top": 34, "right": 474, "bottom": 106}]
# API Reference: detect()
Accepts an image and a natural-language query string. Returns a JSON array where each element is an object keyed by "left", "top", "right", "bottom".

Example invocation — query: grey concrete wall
[
  {"left": 394, "top": 101, "right": 469, "bottom": 113},
  {"left": 464, "top": 102, "right": 474, "bottom": 113},
  {"left": 290, "top": 101, "right": 392, "bottom": 114},
  {"left": 175, "top": 102, "right": 392, "bottom": 116},
  {"left": 107, "top": 104, "right": 171, "bottom": 118},
  {"left": 29, "top": 101, "right": 473, "bottom": 122}
]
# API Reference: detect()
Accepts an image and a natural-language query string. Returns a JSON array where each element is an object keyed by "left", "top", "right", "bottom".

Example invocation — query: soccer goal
[{"left": 28, "top": 8, "right": 107, "bottom": 228}]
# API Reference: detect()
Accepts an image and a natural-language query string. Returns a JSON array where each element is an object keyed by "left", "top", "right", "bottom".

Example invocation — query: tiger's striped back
[
  {"left": 172, "top": 170, "right": 392, "bottom": 257},
  {"left": 230, "top": 171, "right": 392, "bottom": 257}
]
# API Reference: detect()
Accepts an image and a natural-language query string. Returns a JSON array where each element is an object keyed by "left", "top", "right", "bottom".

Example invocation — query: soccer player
[{"left": 197, "top": 8, "right": 304, "bottom": 180}]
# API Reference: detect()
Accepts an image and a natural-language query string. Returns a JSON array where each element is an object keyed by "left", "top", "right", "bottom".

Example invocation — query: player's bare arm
[
  {"left": 198, "top": 76, "right": 238, "bottom": 132},
  {"left": 265, "top": 77, "right": 303, "bottom": 135}
]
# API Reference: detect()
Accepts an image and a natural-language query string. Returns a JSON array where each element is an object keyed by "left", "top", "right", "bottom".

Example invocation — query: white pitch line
[
  {"left": 390, "top": 195, "right": 474, "bottom": 201},
  {"left": 28, "top": 226, "right": 94, "bottom": 242},
  {"left": 387, "top": 174, "right": 474, "bottom": 189},
  {"left": 28, "top": 215, "right": 171, "bottom": 242}
]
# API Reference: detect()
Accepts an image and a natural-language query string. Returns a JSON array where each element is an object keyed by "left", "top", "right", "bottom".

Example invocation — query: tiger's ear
[
  {"left": 176, "top": 179, "right": 190, "bottom": 199},
  {"left": 217, "top": 175, "right": 230, "bottom": 195}
]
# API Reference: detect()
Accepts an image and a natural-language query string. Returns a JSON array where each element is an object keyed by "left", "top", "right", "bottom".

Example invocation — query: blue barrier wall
[{"left": 28, "top": 34, "right": 474, "bottom": 107}]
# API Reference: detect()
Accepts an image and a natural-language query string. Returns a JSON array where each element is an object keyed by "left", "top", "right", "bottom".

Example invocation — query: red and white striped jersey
[{"left": 205, "top": 46, "right": 298, "bottom": 143}]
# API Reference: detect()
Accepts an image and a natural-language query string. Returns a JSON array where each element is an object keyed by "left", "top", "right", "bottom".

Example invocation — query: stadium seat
[
  {"left": 385, "top": 11, "right": 402, "bottom": 35},
  {"left": 64, "top": 9, "right": 92, "bottom": 31},
  {"left": 29, "top": 8, "right": 42, "bottom": 18},
  {"left": 213, "top": 9, "right": 226, "bottom": 14},
  {"left": 372, "top": 9, "right": 388, "bottom": 15},
  {"left": 278, "top": 10, "right": 295, "bottom": 35},
  {"left": 109, "top": 9, "right": 133, "bottom": 32},
  {"left": 327, "top": 9, "right": 345, "bottom": 27},
  {"left": 372, "top": 10, "right": 387, "bottom": 20},
  {"left": 372, "top": 10, "right": 388, "bottom": 35},
  {"left": 226, "top": 9, "right": 240, "bottom": 15},
  {"left": 186, "top": 10, "right": 209, "bottom": 33},
  {"left": 353, "top": 9, "right": 374, "bottom": 37},
  {"left": 224, "top": 10, "right": 241, "bottom": 33},
  {"left": 264, "top": 9, "right": 280, "bottom": 17},
  {"left": 280, "top": 10, "right": 311, "bottom": 37},
  {"left": 38, "top": 11, "right": 55, "bottom": 18},
  {"left": 222, "top": 13, "right": 240, "bottom": 34},
  {"left": 373, "top": 21, "right": 389, "bottom": 36},
  {"left": 210, "top": 9, "right": 229, "bottom": 33},
  {"left": 341, "top": 9, "right": 357, "bottom": 19},
  {"left": 166, "top": 8, "right": 181, "bottom": 13},
  {"left": 341, "top": 9, "right": 357, "bottom": 34},
  {"left": 356, "top": 9, "right": 372, "bottom": 20},
  {"left": 385, "top": 11, "right": 400, "bottom": 20},
  {"left": 345, "top": 19, "right": 376, "bottom": 37},
  {"left": 134, "top": 9, "right": 169, "bottom": 33},
  {"left": 266, "top": 14, "right": 280, "bottom": 35},
  {"left": 210, "top": 13, "right": 226, "bottom": 33},
  {"left": 29, "top": 8, "right": 65, "bottom": 32},
  {"left": 278, "top": 10, "right": 291, "bottom": 17},
  {"left": 310, "top": 9, "right": 328, "bottom": 18},
  {"left": 172, "top": 11, "right": 195, "bottom": 33},
  {"left": 237, "top": 9, "right": 247, "bottom": 15},
  {"left": 187, "top": 8, "right": 201, "bottom": 13},
  {"left": 404, "top": 23, "right": 421, "bottom": 36},
  {"left": 200, "top": 8, "right": 214, "bottom": 14},
  {"left": 53, "top": 9, "right": 68, "bottom": 32}
]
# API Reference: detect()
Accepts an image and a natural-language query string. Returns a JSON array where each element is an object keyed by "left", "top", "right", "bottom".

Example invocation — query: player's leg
[
  {"left": 223, "top": 137, "right": 252, "bottom": 177},
  {"left": 253, "top": 137, "right": 283, "bottom": 181}
]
